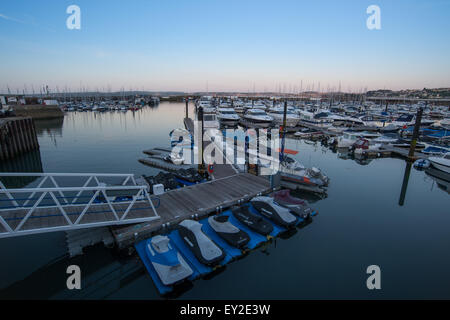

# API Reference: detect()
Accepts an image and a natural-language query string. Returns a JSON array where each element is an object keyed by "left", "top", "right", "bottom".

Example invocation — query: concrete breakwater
[
  {"left": 0, "top": 117, "right": 40, "bottom": 161},
  {"left": 13, "top": 104, "right": 64, "bottom": 120}
]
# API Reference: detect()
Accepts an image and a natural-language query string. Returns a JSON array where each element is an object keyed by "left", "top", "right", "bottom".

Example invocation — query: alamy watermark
[
  {"left": 66, "top": 5, "right": 81, "bottom": 30},
  {"left": 366, "top": 5, "right": 381, "bottom": 30},
  {"left": 66, "top": 265, "right": 81, "bottom": 290},
  {"left": 366, "top": 265, "right": 381, "bottom": 290}
]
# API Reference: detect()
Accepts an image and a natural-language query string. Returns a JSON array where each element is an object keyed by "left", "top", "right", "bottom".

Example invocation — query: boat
[
  {"left": 250, "top": 196, "right": 297, "bottom": 228},
  {"left": 271, "top": 189, "right": 313, "bottom": 219},
  {"left": 350, "top": 138, "right": 382, "bottom": 153},
  {"left": 422, "top": 145, "right": 450, "bottom": 155},
  {"left": 207, "top": 215, "right": 250, "bottom": 249},
  {"left": 178, "top": 219, "right": 225, "bottom": 266},
  {"left": 199, "top": 108, "right": 220, "bottom": 130},
  {"left": 413, "top": 159, "right": 431, "bottom": 170},
  {"left": 145, "top": 235, "right": 193, "bottom": 286},
  {"left": 296, "top": 110, "right": 333, "bottom": 128},
  {"left": 337, "top": 131, "right": 380, "bottom": 149},
  {"left": 280, "top": 156, "right": 329, "bottom": 189},
  {"left": 231, "top": 206, "right": 274, "bottom": 235},
  {"left": 216, "top": 108, "right": 240, "bottom": 127},
  {"left": 242, "top": 109, "right": 274, "bottom": 128},
  {"left": 428, "top": 154, "right": 450, "bottom": 174},
  {"left": 267, "top": 107, "right": 300, "bottom": 127}
]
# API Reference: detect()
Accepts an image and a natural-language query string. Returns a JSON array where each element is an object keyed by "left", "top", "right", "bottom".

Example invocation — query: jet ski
[
  {"left": 231, "top": 206, "right": 274, "bottom": 236},
  {"left": 250, "top": 196, "right": 297, "bottom": 228},
  {"left": 208, "top": 215, "right": 250, "bottom": 249},
  {"left": 145, "top": 235, "right": 193, "bottom": 286},
  {"left": 271, "top": 189, "right": 313, "bottom": 219},
  {"left": 178, "top": 219, "right": 225, "bottom": 266}
]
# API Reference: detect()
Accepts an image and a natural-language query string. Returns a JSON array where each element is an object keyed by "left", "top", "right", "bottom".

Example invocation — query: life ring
[{"left": 207, "top": 164, "right": 214, "bottom": 174}]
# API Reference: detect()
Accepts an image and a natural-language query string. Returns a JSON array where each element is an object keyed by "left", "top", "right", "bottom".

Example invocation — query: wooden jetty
[
  {"left": 138, "top": 157, "right": 197, "bottom": 172},
  {"left": 0, "top": 117, "right": 39, "bottom": 161},
  {"left": 111, "top": 173, "right": 271, "bottom": 249},
  {"left": 379, "top": 145, "right": 426, "bottom": 160}
]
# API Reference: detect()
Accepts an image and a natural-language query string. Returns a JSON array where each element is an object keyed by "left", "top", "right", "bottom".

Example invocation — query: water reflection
[
  {"left": 399, "top": 161, "right": 413, "bottom": 206},
  {"left": 425, "top": 167, "right": 450, "bottom": 194},
  {"left": 0, "top": 150, "right": 43, "bottom": 188}
]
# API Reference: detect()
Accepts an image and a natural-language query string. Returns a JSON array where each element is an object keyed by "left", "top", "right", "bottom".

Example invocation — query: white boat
[
  {"left": 200, "top": 109, "right": 220, "bottom": 130},
  {"left": 428, "top": 154, "right": 450, "bottom": 174},
  {"left": 296, "top": 110, "right": 333, "bottom": 127},
  {"left": 217, "top": 108, "right": 240, "bottom": 127},
  {"left": 337, "top": 131, "right": 380, "bottom": 148},
  {"left": 267, "top": 107, "right": 300, "bottom": 127},
  {"left": 242, "top": 109, "right": 273, "bottom": 128}
]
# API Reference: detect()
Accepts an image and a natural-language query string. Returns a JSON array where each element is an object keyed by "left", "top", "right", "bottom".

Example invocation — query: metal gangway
[{"left": 0, "top": 173, "right": 160, "bottom": 238}]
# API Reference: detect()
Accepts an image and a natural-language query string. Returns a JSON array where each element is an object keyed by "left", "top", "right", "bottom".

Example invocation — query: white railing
[{"left": 0, "top": 173, "right": 160, "bottom": 238}]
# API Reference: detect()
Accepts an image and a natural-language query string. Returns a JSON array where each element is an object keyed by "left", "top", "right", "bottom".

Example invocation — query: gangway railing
[{"left": 0, "top": 173, "right": 160, "bottom": 238}]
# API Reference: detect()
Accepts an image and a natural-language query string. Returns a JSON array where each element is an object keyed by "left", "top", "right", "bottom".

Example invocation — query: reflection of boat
[
  {"left": 428, "top": 154, "right": 450, "bottom": 174},
  {"left": 145, "top": 235, "right": 193, "bottom": 286},
  {"left": 179, "top": 219, "right": 225, "bottom": 266},
  {"left": 425, "top": 167, "right": 450, "bottom": 194}
]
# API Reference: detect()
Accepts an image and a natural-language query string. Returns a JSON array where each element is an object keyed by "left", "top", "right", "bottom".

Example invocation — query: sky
[{"left": 0, "top": 0, "right": 449, "bottom": 93}]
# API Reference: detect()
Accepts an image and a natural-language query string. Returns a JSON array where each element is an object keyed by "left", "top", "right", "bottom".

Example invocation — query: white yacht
[
  {"left": 296, "top": 110, "right": 333, "bottom": 127},
  {"left": 429, "top": 154, "right": 450, "bottom": 174},
  {"left": 267, "top": 107, "right": 300, "bottom": 127},
  {"left": 337, "top": 131, "right": 380, "bottom": 149},
  {"left": 242, "top": 109, "right": 274, "bottom": 128},
  {"left": 217, "top": 108, "right": 240, "bottom": 127}
]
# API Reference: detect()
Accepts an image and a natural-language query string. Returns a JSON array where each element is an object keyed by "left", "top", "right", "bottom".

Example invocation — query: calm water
[{"left": 0, "top": 102, "right": 449, "bottom": 299}]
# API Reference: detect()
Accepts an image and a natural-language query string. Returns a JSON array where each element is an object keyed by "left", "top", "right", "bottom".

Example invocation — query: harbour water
[{"left": 0, "top": 102, "right": 449, "bottom": 299}]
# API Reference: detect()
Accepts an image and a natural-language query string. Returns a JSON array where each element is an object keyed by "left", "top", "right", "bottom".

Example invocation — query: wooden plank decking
[{"left": 111, "top": 172, "right": 271, "bottom": 249}]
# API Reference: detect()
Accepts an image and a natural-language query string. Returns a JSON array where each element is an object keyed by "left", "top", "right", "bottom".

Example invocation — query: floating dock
[{"left": 135, "top": 203, "right": 317, "bottom": 295}]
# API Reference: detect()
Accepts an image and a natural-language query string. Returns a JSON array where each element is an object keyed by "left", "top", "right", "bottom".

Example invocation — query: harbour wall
[
  {"left": 0, "top": 117, "right": 40, "bottom": 161},
  {"left": 13, "top": 104, "right": 64, "bottom": 120}
]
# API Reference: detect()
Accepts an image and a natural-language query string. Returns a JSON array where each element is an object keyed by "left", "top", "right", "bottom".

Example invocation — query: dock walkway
[{"left": 112, "top": 172, "right": 271, "bottom": 248}]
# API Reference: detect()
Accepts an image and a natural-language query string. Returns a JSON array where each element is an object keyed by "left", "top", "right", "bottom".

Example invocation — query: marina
[{"left": 0, "top": 100, "right": 449, "bottom": 299}]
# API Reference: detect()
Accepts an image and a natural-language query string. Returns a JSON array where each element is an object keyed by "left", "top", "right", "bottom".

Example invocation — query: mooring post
[
  {"left": 197, "top": 106, "right": 206, "bottom": 175},
  {"left": 185, "top": 97, "right": 188, "bottom": 118},
  {"left": 280, "top": 100, "right": 288, "bottom": 162},
  {"left": 408, "top": 107, "right": 423, "bottom": 160}
]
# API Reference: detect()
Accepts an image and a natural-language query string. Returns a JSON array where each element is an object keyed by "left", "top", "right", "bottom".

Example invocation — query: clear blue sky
[{"left": 1, "top": 0, "right": 449, "bottom": 93}]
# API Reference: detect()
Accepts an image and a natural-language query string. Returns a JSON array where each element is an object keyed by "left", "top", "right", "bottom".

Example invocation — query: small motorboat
[
  {"left": 232, "top": 206, "right": 274, "bottom": 235},
  {"left": 145, "top": 235, "right": 193, "bottom": 286},
  {"left": 428, "top": 154, "right": 450, "bottom": 174},
  {"left": 271, "top": 189, "right": 313, "bottom": 219},
  {"left": 208, "top": 215, "right": 250, "bottom": 249},
  {"left": 413, "top": 158, "right": 431, "bottom": 170},
  {"left": 178, "top": 219, "right": 225, "bottom": 266},
  {"left": 250, "top": 196, "right": 297, "bottom": 228}
]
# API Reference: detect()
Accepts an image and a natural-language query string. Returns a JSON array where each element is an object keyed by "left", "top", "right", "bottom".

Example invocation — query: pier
[{"left": 111, "top": 173, "right": 271, "bottom": 249}]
